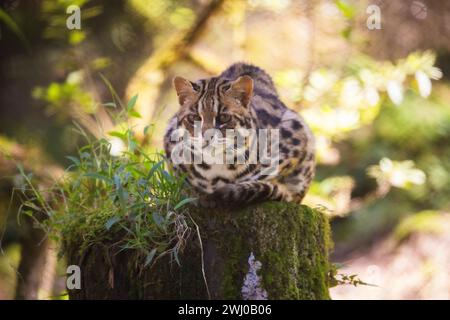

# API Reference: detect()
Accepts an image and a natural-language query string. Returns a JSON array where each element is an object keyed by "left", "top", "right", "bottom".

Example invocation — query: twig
[{"left": 188, "top": 213, "right": 211, "bottom": 300}]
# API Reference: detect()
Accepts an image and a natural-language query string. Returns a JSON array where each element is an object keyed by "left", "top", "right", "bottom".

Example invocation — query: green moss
[
  {"left": 67, "top": 202, "right": 332, "bottom": 300},
  {"left": 181, "top": 202, "right": 332, "bottom": 299},
  {"left": 244, "top": 203, "right": 331, "bottom": 300}
]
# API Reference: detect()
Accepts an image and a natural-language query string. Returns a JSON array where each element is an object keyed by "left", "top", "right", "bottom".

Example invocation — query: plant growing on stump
[{"left": 18, "top": 85, "right": 333, "bottom": 300}]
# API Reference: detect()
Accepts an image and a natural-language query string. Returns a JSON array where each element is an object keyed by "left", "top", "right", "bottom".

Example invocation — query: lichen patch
[{"left": 241, "top": 252, "right": 268, "bottom": 300}]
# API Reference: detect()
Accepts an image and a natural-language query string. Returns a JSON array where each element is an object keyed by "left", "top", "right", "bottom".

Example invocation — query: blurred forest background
[{"left": 1, "top": 0, "right": 450, "bottom": 299}]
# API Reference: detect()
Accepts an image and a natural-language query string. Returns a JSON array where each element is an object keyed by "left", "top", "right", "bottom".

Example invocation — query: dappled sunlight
[{"left": 0, "top": 0, "right": 449, "bottom": 300}]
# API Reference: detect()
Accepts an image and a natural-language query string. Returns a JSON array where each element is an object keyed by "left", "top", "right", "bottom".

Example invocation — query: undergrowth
[{"left": 17, "top": 80, "right": 196, "bottom": 268}]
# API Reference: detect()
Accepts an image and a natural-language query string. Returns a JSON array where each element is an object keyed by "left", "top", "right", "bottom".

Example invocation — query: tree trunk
[
  {"left": 67, "top": 202, "right": 332, "bottom": 300},
  {"left": 0, "top": 136, "right": 62, "bottom": 299}
]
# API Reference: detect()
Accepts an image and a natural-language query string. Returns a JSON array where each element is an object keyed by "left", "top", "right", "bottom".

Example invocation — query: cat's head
[{"left": 172, "top": 75, "right": 254, "bottom": 140}]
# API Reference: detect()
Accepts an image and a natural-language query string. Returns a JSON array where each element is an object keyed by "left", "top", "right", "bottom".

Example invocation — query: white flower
[
  {"left": 109, "top": 137, "right": 126, "bottom": 156},
  {"left": 365, "top": 86, "right": 380, "bottom": 106},
  {"left": 386, "top": 80, "right": 404, "bottom": 105},
  {"left": 415, "top": 70, "right": 432, "bottom": 98}
]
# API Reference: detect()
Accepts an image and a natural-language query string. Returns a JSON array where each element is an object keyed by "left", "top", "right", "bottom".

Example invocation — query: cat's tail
[{"left": 199, "top": 180, "right": 290, "bottom": 208}]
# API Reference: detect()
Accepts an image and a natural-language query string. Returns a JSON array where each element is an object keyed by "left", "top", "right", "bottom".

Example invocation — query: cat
[{"left": 164, "top": 63, "right": 315, "bottom": 208}]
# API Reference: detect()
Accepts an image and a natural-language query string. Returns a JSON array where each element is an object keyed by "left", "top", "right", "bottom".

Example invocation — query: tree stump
[{"left": 67, "top": 202, "right": 332, "bottom": 300}]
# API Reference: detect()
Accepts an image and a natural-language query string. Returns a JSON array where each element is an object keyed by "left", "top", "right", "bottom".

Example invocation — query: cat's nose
[
  {"left": 201, "top": 133, "right": 215, "bottom": 148},
  {"left": 201, "top": 130, "right": 219, "bottom": 148}
]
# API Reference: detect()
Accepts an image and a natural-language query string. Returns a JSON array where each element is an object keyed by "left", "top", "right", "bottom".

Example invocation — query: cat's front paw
[
  {"left": 198, "top": 185, "right": 240, "bottom": 209},
  {"left": 198, "top": 193, "right": 219, "bottom": 208}
]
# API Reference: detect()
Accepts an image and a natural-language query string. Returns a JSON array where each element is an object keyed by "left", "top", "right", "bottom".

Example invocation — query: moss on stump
[{"left": 67, "top": 202, "right": 332, "bottom": 300}]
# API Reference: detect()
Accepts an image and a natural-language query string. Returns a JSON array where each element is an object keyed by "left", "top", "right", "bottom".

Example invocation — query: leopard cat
[{"left": 164, "top": 63, "right": 315, "bottom": 208}]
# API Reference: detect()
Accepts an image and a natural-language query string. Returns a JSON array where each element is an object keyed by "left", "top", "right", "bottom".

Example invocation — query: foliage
[
  {"left": 301, "top": 51, "right": 442, "bottom": 218},
  {"left": 18, "top": 94, "right": 195, "bottom": 267},
  {"left": 0, "top": 8, "right": 30, "bottom": 51},
  {"left": 329, "top": 263, "right": 374, "bottom": 288},
  {"left": 394, "top": 210, "right": 448, "bottom": 242},
  {"left": 2, "top": 0, "right": 450, "bottom": 299},
  {"left": 32, "top": 73, "right": 96, "bottom": 118},
  {"left": 41, "top": 0, "right": 102, "bottom": 44},
  {"left": 297, "top": 51, "right": 442, "bottom": 159}
]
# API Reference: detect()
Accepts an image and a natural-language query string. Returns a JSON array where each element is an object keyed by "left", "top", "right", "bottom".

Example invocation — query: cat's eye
[
  {"left": 218, "top": 113, "right": 231, "bottom": 123},
  {"left": 187, "top": 114, "right": 201, "bottom": 123}
]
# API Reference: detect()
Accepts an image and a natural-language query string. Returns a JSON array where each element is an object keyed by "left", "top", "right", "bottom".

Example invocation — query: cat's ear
[
  {"left": 173, "top": 76, "right": 198, "bottom": 106},
  {"left": 227, "top": 75, "right": 253, "bottom": 106}
]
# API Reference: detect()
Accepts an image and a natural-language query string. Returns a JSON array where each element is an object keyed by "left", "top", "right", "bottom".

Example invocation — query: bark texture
[{"left": 67, "top": 202, "right": 332, "bottom": 300}]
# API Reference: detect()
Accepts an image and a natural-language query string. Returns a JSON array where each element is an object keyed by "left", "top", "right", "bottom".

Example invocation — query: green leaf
[
  {"left": 174, "top": 197, "right": 197, "bottom": 210},
  {"left": 143, "top": 125, "right": 151, "bottom": 136},
  {"left": 24, "top": 202, "right": 41, "bottom": 211},
  {"left": 0, "top": 9, "right": 31, "bottom": 52},
  {"left": 340, "top": 26, "right": 352, "bottom": 39},
  {"left": 84, "top": 173, "right": 113, "bottom": 184},
  {"left": 128, "top": 140, "right": 138, "bottom": 152},
  {"left": 65, "top": 156, "right": 80, "bottom": 166},
  {"left": 114, "top": 175, "right": 127, "bottom": 211},
  {"left": 22, "top": 210, "right": 34, "bottom": 218},
  {"left": 108, "top": 131, "right": 126, "bottom": 139},
  {"left": 335, "top": 0, "right": 355, "bottom": 19},
  {"left": 144, "top": 248, "right": 157, "bottom": 267},
  {"left": 105, "top": 216, "right": 120, "bottom": 230},
  {"left": 152, "top": 212, "right": 164, "bottom": 228},
  {"left": 127, "top": 109, "right": 142, "bottom": 118},
  {"left": 147, "top": 160, "right": 164, "bottom": 179},
  {"left": 127, "top": 94, "right": 138, "bottom": 110},
  {"left": 103, "top": 102, "right": 117, "bottom": 108}
]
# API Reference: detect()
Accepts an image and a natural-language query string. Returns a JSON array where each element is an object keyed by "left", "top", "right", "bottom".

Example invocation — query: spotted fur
[{"left": 164, "top": 63, "right": 315, "bottom": 208}]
